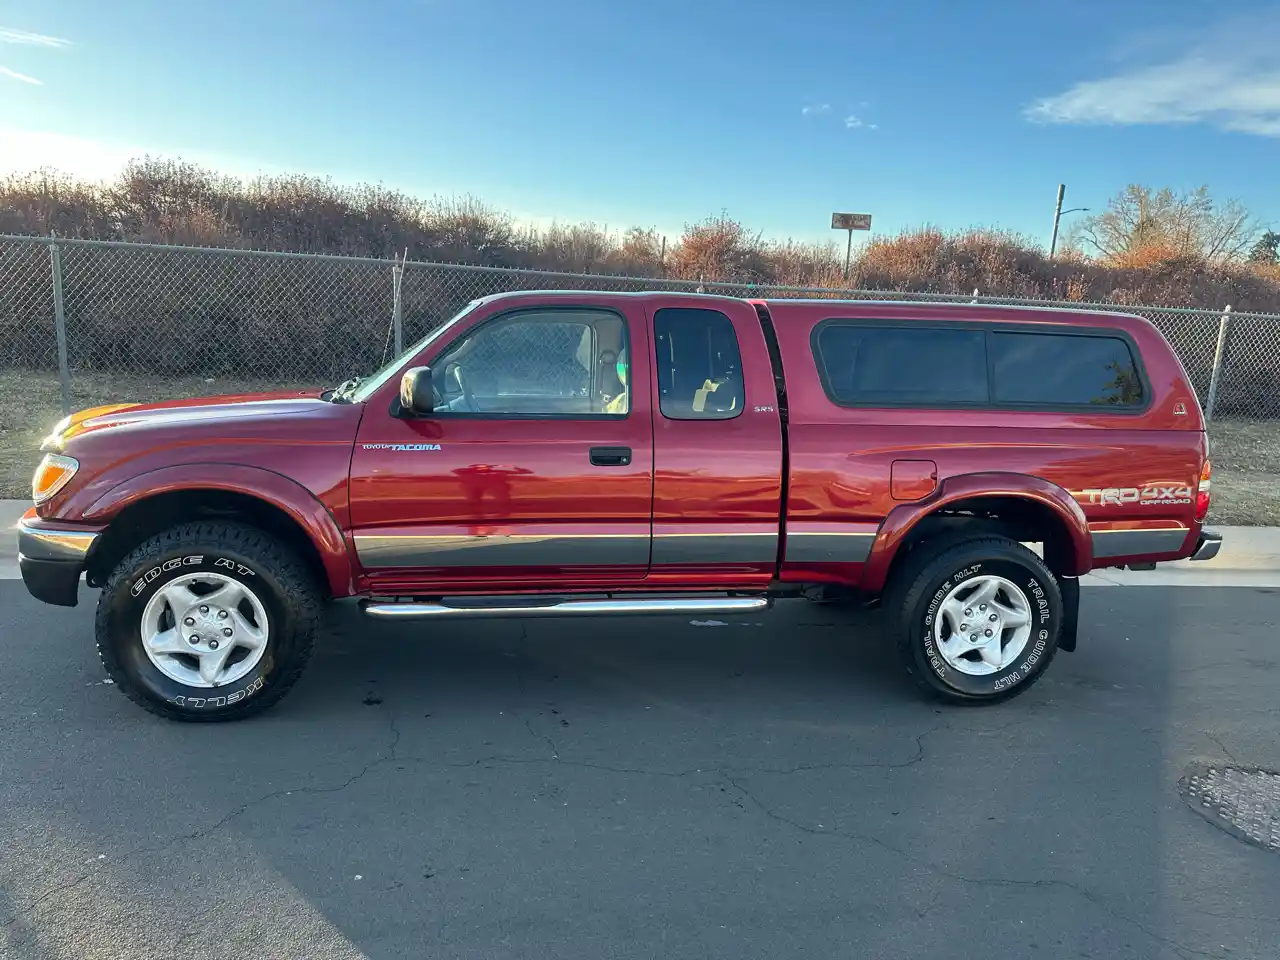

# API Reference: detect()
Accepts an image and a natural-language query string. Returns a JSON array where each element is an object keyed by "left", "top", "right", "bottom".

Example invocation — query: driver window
[{"left": 431, "top": 309, "right": 630, "bottom": 417}]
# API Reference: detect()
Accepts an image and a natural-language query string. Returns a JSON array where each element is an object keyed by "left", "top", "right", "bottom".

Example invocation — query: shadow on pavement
[{"left": 2, "top": 588, "right": 1279, "bottom": 959}]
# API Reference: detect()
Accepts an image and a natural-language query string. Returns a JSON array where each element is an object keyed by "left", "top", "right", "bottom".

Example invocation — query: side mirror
[{"left": 398, "top": 366, "right": 433, "bottom": 417}]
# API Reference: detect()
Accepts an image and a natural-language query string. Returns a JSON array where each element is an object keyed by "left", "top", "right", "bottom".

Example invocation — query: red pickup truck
[{"left": 19, "top": 291, "right": 1220, "bottom": 720}]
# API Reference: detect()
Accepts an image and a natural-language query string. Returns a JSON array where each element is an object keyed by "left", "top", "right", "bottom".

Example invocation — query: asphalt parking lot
[{"left": 1, "top": 579, "right": 1278, "bottom": 960}]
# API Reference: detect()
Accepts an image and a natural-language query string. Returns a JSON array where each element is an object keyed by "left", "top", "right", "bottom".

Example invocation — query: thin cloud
[
  {"left": 845, "top": 115, "right": 877, "bottom": 130},
  {"left": 0, "top": 28, "right": 72, "bottom": 48},
  {"left": 1026, "top": 16, "right": 1280, "bottom": 136},
  {"left": 0, "top": 65, "right": 41, "bottom": 85},
  {"left": 802, "top": 103, "right": 831, "bottom": 116}
]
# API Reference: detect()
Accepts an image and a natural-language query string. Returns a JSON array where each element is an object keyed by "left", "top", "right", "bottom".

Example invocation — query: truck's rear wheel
[
  {"left": 887, "top": 536, "right": 1062, "bottom": 704},
  {"left": 95, "top": 521, "right": 320, "bottom": 721}
]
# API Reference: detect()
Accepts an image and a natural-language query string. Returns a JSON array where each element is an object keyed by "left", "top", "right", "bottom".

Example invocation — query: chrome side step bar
[{"left": 362, "top": 596, "right": 771, "bottom": 620}]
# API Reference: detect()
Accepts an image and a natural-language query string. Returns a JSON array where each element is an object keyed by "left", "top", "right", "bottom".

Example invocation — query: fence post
[
  {"left": 1204, "top": 304, "right": 1233, "bottom": 422},
  {"left": 391, "top": 252, "right": 405, "bottom": 357},
  {"left": 48, "top": 235, "right": 73, "bottom": 416}
]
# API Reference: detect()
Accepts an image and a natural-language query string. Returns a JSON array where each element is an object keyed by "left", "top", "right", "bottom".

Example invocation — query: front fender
[
  {"left": 80, "top": 463, "right": 355, "bottom": 597},
  {"left": 859, "top": 472, "right": 1091, "bottom": 593}
]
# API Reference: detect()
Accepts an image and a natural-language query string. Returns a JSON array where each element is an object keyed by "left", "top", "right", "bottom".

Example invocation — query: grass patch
[{"left": 2, "top": 367, "right": 1276, "bottom": 526}]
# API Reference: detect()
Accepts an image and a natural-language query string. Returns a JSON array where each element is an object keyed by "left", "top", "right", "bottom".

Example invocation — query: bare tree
[{"left": 1075, "top": 185, "right": 1258, "bottom": 263}]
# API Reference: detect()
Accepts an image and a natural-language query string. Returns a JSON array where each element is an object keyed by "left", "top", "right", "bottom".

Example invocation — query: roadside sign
[
  {"left": 831, "top": 212, "right": 872, "bottom": 231},
  {"left": 831, "top": 212, "right": 873, "bottom": 279}
]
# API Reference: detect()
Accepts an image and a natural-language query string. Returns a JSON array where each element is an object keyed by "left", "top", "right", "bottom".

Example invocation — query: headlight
[{"left": 32, "top": 454, "right": 79, "bottom": 504}]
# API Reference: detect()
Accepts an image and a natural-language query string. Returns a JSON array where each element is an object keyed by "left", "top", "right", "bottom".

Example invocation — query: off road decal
[{"left": 1081, "top": 484, "right": 1193, "bottom": 507}]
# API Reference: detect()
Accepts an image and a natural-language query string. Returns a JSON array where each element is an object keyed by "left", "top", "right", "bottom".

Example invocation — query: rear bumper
[
  {"left": 1189, "top": 529, "right": 1222, "bottom": 562},
  {"left": 16, "top": 516, "right": 101, "bottom": 607}
]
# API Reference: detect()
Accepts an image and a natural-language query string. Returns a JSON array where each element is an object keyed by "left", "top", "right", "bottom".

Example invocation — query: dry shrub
[{"left": 6, "top": 160, "right": 1280, "bottom": 391}]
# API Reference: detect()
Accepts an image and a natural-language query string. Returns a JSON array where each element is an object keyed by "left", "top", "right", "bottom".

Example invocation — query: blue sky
[{"left": 2, "top": 0, "right": 1279, "bottom": 248}]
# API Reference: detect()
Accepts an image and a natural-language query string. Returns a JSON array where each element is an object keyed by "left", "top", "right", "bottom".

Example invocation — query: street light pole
[
  {"left": 1050, "top": 184, "right": 1066, "bottom": 258},
  {"left": 1049, "top": 184, "right": 1089, "bottom": 258}
]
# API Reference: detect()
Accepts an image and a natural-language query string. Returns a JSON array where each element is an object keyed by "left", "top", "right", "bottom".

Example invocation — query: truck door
[
  {"left": 348, "top": 301, "right": 654, "bottom": 592},
  {"left": 647, "top": 301, "right": 784, "bottom": 590}
]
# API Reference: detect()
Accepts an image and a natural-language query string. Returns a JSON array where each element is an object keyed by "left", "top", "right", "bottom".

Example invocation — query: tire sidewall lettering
[
  {"left": 916, "top": 557, "right": 1060, "bottom": 697},
  {"left": 114, "top": 551, "right": 276, "bottom": 712}
]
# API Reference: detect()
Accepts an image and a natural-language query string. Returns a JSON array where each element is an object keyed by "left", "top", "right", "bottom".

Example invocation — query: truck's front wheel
[
  {"left": 887, "top": 536, "right": 1062, "bottom": 704},
  {"left": 95, "top": 521, "right": 320, "bottom": 721}
]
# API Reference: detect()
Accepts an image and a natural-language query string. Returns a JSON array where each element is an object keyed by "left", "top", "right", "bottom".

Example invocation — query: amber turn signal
[{"left": 32, "top": 454, "right": 79, "bottom": 504}]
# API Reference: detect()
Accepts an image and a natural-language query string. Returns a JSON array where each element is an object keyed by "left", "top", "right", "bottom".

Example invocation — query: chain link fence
[{"left": 3, "top": 234, "right": 1279, "bottom": 420}]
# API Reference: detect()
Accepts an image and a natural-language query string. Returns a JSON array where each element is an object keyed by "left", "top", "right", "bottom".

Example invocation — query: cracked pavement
[{"left": 2, "top": 583, "right": 1279, "bottom": 959}]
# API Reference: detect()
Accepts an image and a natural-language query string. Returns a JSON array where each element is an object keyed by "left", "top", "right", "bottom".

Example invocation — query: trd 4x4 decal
[{"left": 1081, "top": 485, "right": 1193, "bottom": 506}]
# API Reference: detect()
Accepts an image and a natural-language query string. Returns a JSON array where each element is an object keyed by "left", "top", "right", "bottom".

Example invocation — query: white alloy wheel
[
  {"left": 139, "top": 572, "right": 270, "bottom": 688},
  {"left": 932, "top": 574, "right": 1033, "bottom": 676}
]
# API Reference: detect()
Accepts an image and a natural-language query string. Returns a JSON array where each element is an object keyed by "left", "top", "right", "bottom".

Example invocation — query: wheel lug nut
[
  {"left": 960, "top": 623, "right": 969, "bottom": 632},
  {"left": 199, "top": 605, "right": 209, "bottom": 614},
  {"left": 222, "top": 627, "right": 233, "bottom": 637},
  {"left": 979, "top": 604, "right": 987, "bottom": 611},
  {"left": 209, "top": 639, "right": 219, "bottom": 650},
  {"left": 183, "top": 617, "right": 195, "bottom": 626},
  {"left": 188, "top": 635, "right": 200, "bottom": 645},
  {"left": 985, "top": 629, "right": 994, "bottom": 637},
  {"left": 964, "top": 608, "right": 972, "bottom": 617},
  {"left": 989, "top": 614, "right": 998, "bottom": 622},
  {"left": 217, "top": 610, "right": 228, "bottom": 619}
]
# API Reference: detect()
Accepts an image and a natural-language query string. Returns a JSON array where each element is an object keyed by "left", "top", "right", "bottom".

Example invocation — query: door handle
[{"left": 590, "top": 446, "right": 632, "bottom": 467}]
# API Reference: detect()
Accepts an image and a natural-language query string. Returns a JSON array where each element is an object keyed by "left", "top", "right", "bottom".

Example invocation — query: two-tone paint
[{"left": 24, "top": 291, "right": 1213, "bottom": 608}]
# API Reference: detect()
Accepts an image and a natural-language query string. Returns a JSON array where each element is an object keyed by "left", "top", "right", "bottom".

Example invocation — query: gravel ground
[{"left": 2, "top": 367, "right": 1275, "bottom": 524}]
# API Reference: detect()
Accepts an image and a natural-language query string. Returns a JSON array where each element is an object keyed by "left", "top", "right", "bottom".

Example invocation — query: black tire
[
  {"left": 885, "top": 535, "right": 1062, "bottom": 704},
  {"left": 95, "top": 521, "right": 320, "bottom": 722}
]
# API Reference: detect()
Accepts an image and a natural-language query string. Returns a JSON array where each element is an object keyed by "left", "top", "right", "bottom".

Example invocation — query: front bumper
[
  {"left": 1190, "top": 529, "right": 1222, "bottom": 562},
  {"left": 16, "top": 516, "right": 101, "bottom": 607}
]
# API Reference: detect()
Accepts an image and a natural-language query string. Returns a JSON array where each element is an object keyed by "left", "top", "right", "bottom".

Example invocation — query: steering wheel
[{"left": 448, "top": 362, "right": 478, "bottom": 412}]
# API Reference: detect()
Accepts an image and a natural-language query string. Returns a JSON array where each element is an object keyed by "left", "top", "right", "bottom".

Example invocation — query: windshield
[{"left": 347, "top": 301, "right": 482, "bottom": 403}]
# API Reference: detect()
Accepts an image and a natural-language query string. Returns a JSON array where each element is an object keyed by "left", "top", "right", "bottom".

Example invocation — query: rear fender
[
  {"left": 860, "top": 472, "right": 1091, "bottom": 593},
  {"left": 81, "top": 463, "right": 355, "bottom": 597}
]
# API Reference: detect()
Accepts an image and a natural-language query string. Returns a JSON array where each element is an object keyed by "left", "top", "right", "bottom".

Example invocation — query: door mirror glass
[{"left": 398, "top": 366, "right": 434, "bottom": 417}]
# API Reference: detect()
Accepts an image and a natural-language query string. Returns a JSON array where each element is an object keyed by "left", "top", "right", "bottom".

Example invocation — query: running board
[{"left": 361, "top": 596, "right": 771, "bottom": 620}]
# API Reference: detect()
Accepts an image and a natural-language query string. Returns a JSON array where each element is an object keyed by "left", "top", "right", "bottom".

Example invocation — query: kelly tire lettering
[
  {"left": 886, "top": 534, "right": 1063, "bottom": 705},
  {"left": 94, "top": 520, "right": 320, "bottom": 723}
]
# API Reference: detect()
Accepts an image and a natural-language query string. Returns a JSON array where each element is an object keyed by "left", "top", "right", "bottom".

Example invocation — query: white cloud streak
[
  {"left": 802, "top": 103, "right": 831, "bottom": 115},
  {"left": 0, "top": 65, "right": 41, "bottom": 84},
  {"left": 0, "top": 28, "right": 72, "bottom": 48},
  {"left": 1026, "top": 17, "right": 1280, "bottom": 136}
]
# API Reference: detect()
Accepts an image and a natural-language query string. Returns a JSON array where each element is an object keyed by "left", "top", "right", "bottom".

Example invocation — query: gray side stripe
[
  {"left": 355, "top": 533, "right": 648, "bottom": 569},
  {"left": 785, "top": 531, "right": 875, "bottom": 563},
  {"left": 1091, "top": 527, "right": 1189, "bottom": 559},
  {"left": 651, "top": 532, "right": 778, "bottom": 565}
]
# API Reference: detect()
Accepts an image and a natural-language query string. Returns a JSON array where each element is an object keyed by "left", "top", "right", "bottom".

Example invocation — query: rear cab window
[
  {"left": 813, "top": 320, "right": 1146, "bottom": 411},
  {"left": 653, "top": 307, "right": 745, "bottom": 420}
]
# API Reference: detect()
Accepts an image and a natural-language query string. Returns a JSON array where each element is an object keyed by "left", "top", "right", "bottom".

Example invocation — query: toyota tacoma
[{"left": 18, "top": 292, "right": 1221, "bottom": 720}]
